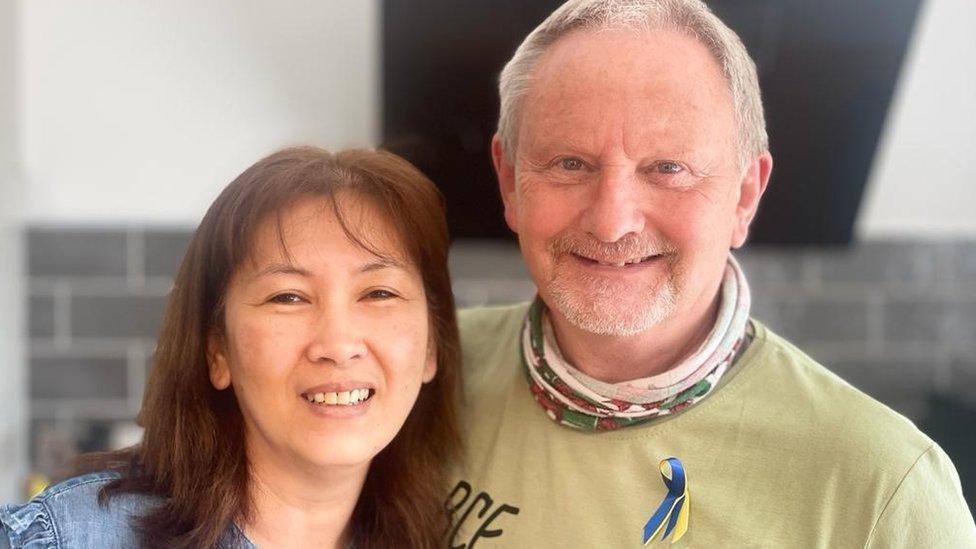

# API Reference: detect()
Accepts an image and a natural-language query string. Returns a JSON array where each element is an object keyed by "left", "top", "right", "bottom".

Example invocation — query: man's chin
[{"left": 545, "top": 287, "right": 677, "bottom": 337}]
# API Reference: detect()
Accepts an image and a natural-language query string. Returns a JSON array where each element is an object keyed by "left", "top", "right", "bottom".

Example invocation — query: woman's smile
[{"left": 299, "top": 384, "right": 376, "bottom": 418}]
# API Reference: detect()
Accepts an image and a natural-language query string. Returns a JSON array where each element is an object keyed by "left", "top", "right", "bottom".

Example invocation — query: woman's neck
[{"left": 243, "top": 443, "right": 369, "bottom": 549}]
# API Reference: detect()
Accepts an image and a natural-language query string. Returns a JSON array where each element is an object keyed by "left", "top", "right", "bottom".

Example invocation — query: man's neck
[
  {"left": 243, "top": 443, "right": 369, "bottom": 549},
  {"left": 548, "top": 291, "right": 721, "bottom": 384}
]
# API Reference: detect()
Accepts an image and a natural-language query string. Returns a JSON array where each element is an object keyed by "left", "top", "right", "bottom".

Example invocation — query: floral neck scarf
[{"left": 522, "top": 255, "right": 752, "bottom": 431}]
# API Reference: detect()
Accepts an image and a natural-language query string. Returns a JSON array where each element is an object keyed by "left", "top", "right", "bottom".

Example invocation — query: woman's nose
[{"left": 305, "top": 307, "right": 368, "bottom": 366}]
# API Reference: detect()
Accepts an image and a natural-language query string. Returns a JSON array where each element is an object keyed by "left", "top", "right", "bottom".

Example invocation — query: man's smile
[{"left": 568, "top": 252, "right": 666, "bottom": 271}]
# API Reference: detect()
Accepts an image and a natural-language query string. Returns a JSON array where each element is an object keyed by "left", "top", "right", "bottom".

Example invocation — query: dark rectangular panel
[{"left": 382, "top": 0, "right": 923, "bottom": 244}]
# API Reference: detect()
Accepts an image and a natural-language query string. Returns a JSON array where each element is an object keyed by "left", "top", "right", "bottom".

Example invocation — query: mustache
[{"left": 547, "top": 232, "right": 676, "bottom": 261}]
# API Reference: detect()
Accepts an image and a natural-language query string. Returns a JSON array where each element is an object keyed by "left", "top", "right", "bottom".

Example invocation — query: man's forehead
[
  {"left": 527, "top": 30, "right": 728, "bottom": 110},
  {"left": 518, "top": 28, "right": 735, "bottom": 152},
  {"left": 534, "top": 27, "right": 727, "bottom": 88}
]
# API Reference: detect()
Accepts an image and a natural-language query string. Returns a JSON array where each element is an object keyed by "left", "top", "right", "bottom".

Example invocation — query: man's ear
[
  {"left": 207, "top": 332, "right": 232, "bottom": 390},
  {"left": 491, "top": 134, "right": 520, "bottom": 234},
  {"left": 731, "top": 151, "right": 773, "bottom": 249}
]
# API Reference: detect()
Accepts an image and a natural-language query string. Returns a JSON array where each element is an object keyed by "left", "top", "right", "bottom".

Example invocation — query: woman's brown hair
[{"left": 76, "top": 146, "right": 461, "bottom": 548}]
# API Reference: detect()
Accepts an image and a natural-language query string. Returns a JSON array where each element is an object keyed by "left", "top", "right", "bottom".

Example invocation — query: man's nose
[
  {"left": 305, "top": 306, "right": 368, "bottom": 366},
  {"left": 582, "top": 168, "right": 645, "bottom": 243}
]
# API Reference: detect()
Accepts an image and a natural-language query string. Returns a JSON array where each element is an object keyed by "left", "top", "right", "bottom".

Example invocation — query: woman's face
[{"left": 207, "top": 194, "right": 435, "bottom": 472}]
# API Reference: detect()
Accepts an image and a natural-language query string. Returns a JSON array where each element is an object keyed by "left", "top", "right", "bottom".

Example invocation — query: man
[{"left": 447, "top": 1, "right": 976, "bottom": 547}]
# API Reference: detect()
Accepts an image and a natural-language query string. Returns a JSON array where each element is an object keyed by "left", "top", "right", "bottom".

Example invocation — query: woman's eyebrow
[
  {"left": 358, "top": 257, "right": 407, "bottom": 274},
  {"left": 249, "top": 258, "right": 406, "bottom": 280},
  {"left": 250, "top": 263, "right": 312, "bottom": 280}
]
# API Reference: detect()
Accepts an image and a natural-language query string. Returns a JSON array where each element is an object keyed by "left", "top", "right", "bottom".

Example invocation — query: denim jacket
[{"left": 0, "top": 471, "right": 256, "bottom": 548}]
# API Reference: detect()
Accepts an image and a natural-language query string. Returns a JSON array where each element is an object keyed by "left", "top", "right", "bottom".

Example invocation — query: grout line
[
  {"left": 126, "top": 341, "right": 146, "bottom": 413},
  {"left": 865, "top": 289, "right": 886, "bottom": 355},
  {"left": 34, "top": 399, "right": 133, "bottom": 421},
  {"left": 933, "top": 355, "right": 953, "bottom": 393},
  {"left": 30, "top": 337, "right": 155, "bottom": 357},
  {"left": 53, "top": 281, "right": 71, "bottom": 351},
  {"left": 933, "top": 241, "right": 954, "bottom": 289},
  {"left": 126, "top": 227, "right": 146, "bottom": 291},
  {"left": 756, "top": 283, "right": 976, "bottom": 300},
  {"left": 801, "top": 341, "right": 950, "bottom": 363},
  {"left": 31, "top": 276, "right": 174, "bottom": 296},
  {"left": 801, "top": 252, "right": 821, "bottom": 292},
  {"left": 52, "top": 403, "right": 74, "bottom": 436},
  {"left": 452, "top": 278, "right": 537, "bottom": 288}
]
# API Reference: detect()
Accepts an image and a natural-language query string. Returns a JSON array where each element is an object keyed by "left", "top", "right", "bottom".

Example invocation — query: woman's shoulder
[{"left": 0, "top": 470, "right": 161, "bottom": 548}]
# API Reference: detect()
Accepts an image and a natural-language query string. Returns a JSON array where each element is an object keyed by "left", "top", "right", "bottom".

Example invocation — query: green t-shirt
[{"left": 449, "top": 303, "right": 976, "bottom": 548}]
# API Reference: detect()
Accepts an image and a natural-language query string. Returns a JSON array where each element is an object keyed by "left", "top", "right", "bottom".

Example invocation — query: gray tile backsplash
[
  {"left": 951, "top": 358, "right": 976, "bottom": 406},
  {"left": 947, "top": 302, "right": 976, "bottom": 355},
  {"left": 883, "top": 299, "right": 954, "bottom": 345},
  {"left": 28, "top": 295, "right": 54, "bottom": 338},
  {"left": 28, "top": 230, "right": 127, "bottom": 277},
  {"left": 772, "top": 297, "right": 874, "bottom": 347},
  {"left": 448, "top": 240, "right": 532, "bottom": 279},
  {"left": 736, "top": 248, "right": 812, "bottom": 290},
  {"left": 945, "top": 241, "right": 976, "bottom": 288},
  {"left": 812, "top": 241, "right": 942, "bottom": 287},
  {"left": 828, "top": 358, "right": 937, "bottom": 420},
  {"left": 70, "top": 295, "right": 167, "bottom": 338},
  {"left": 144, "top": 231, "right": 192, "bottom": 278},
  {"left": 30, "top": 357, "right": 127, "bottom": 400}
]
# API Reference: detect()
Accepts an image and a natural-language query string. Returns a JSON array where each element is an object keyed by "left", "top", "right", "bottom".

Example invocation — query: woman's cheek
[{"left": 236, "top": 315, "right": 301, "bottom": 378}]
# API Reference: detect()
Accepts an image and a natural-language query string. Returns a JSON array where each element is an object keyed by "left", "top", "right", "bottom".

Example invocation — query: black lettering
[
  {"left": 446, "top": 480, "right": 472, "bottom": 520},
  {"left": 445, "top": 481, "right": 520, "bottom": 548},
  {"left": 469, "top": 504, "right": 520, "bottom": 548},
  {"left": 450, "top": 490, "right": 493, "bottom": 548}
]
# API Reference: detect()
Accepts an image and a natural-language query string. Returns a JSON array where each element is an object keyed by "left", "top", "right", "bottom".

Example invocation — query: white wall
[
  {"left": 16, "top": 0, "right": 974, "bottom": 235},
  {"left": 18, "top": 0, "right": 379, "bottom": 225},
  {"left": 1, "top": 0, "right": 27, "bottom": 502},
  {"left": 858, "top": 0, "right": 976, "bottom": 238}
]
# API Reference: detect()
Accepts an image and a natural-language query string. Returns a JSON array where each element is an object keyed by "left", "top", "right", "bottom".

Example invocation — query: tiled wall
[
  {"left": 24, "top": 229, "right": 976, "bottom": 506},
  {"left": 26, "top": 229, "right": 185, "bottom": 475}
]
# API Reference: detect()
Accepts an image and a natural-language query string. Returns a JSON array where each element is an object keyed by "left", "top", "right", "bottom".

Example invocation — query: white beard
[
  {"left": 546, "top": 265, "right": 679, "bottom": 336},
  {"left": 541, "top": 232, "right": 681, "bottom": 336}
]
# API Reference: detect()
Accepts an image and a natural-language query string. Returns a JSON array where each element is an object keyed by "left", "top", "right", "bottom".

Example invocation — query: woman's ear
[
  {"left": 207, "top": 333, "right": 232, "bottom": 390},
  {"left": 422, "top": 342, "right": 437, "bottom": 383}
]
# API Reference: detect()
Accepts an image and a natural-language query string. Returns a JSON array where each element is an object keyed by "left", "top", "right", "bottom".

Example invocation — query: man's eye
[
  {"left": 269, "top": 293, "right": 304, "bottom": 304},
  {"left": 655, "top": 161, "right": 683, "bottom": 174},
  {"left": 559, "top": 157, "right": 585, "bottom": 171}
]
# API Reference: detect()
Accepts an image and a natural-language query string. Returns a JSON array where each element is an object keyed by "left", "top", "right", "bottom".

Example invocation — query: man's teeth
[
  {"left": 304, "top": 388, "right": 372, "bottom": 406},
  {"left": 594, "top": 255, "right": 653, "bottom": 267}
]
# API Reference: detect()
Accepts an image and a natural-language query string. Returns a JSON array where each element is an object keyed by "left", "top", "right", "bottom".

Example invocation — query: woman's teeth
[{"left": 303, "top": 388, "right": 373, "bottom": 406}]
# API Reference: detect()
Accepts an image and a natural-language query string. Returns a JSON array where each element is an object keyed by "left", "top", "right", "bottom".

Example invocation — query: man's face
[{"left": 494, "top": 29, "right": 770, "bottom": 336}]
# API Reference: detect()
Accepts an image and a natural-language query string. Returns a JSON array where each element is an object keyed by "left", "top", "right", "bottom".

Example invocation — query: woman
[{"left": 0, "top": 147, "right": 461, "bottom": 548}]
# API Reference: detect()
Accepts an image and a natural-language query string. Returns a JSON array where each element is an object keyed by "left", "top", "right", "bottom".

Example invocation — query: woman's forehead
[{"left": 242, "top": 194, "right": 412, "bottom": 275}]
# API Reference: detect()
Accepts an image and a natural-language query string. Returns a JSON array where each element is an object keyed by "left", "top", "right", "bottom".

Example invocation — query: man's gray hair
[{"left": 497, "top": 0, "right": 768, "bottom": 168}]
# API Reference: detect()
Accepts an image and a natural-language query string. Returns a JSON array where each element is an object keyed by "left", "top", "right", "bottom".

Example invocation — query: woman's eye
[
  {"left": 559, "top": 157, "right": 585, "bottom": 171},
  {"left": 365, "top": 289, "right": 398, "bottom": 300},
  {"left": 269, "top": 293, "right": 304, "bottom": 304},
  {"left": 654, "top": 161, "right": 684, "bottom": 174}
]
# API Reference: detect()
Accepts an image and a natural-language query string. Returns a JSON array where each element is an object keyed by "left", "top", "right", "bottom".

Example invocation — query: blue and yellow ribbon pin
[{"left": 642, "top": 457, "right": 690, "bottom": 544}]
